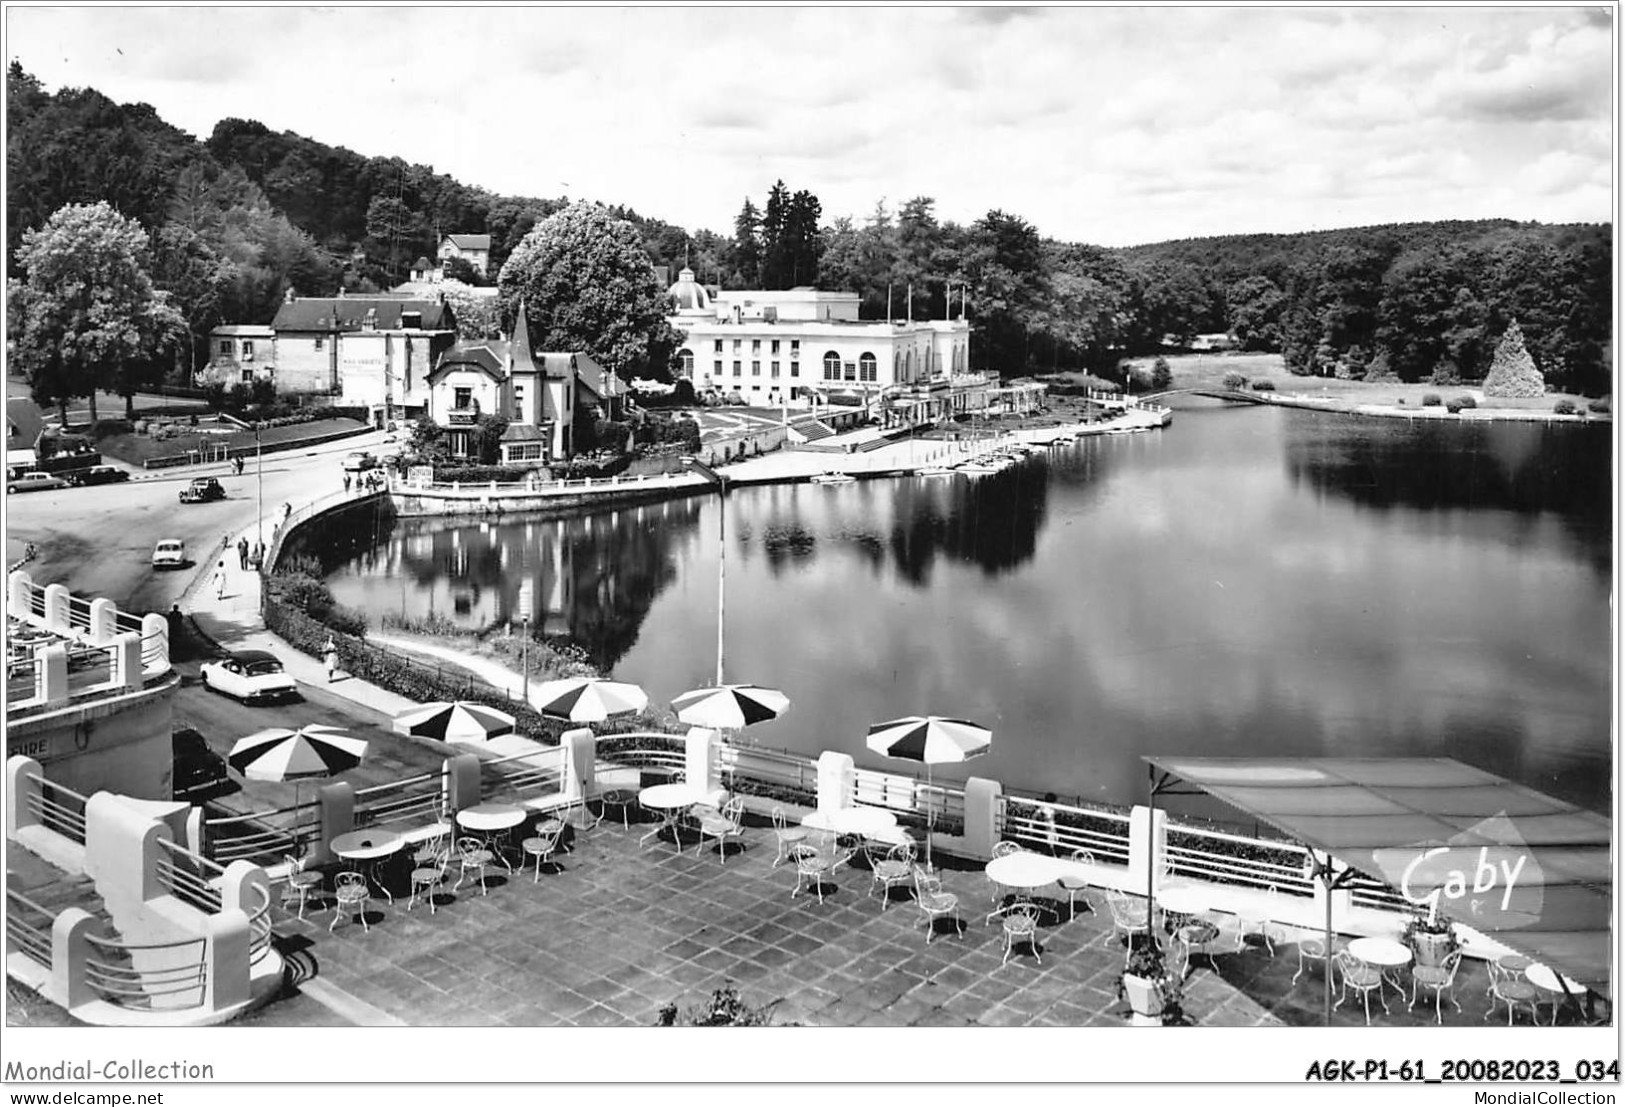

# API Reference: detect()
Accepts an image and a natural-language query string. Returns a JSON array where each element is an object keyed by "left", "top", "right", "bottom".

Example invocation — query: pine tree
[
  {"left": 730, "top": 198, "right": 761, "bottom": 287},
  {"left": 1481, "top": 320, "right": 1546, "bottom": 398}
]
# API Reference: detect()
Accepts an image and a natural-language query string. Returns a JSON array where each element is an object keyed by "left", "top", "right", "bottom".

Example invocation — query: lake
[{"left": 323, "top": 398, "right": 1613, "bottom": 817}]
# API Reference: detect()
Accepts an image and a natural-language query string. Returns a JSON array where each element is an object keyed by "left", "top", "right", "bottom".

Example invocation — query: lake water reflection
[{"left": 325, "top": 399, "right": 1612, "bottom": 815}]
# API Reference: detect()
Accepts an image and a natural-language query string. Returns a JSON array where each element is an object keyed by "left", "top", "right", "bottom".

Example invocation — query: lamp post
[
  {"left": 255, "top": 422, "right": 265, "bottom": 549},
  {"left": 682, "top": 456, "right": 727, "bottom": 686}
]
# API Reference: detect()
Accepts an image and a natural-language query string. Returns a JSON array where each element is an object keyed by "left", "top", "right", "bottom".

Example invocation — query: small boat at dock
[{"left": 810, "top": 471, "right": 856, "bottom": 485}]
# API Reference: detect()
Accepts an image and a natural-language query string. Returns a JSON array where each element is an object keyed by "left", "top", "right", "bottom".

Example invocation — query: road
[{"left": 6, "top": 427, "right": 395, "bottom": 613}]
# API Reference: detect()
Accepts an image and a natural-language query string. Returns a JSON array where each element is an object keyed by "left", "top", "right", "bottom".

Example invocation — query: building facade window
[
  {"left": 242, "top": 341, "right": 255, "bottom": 357},
  {"left": 218, "top": 339, "right": 232, "bottom": 355},
  {"left": 790, "top": 340, "right": 800, "bottom": 356},
  {"left": 314, "top": 336, "right": 324, "bottom": 351},
  {"left": 241, "top": 370, "right": 254, "bottom": 384},
  {"left": 752, "top": 339, "right": 761, "bottom": 354},
  {"left": 790, "top": 361, "right": 799, "bottom": 377},
  {"left": 513, "top": 383, "right": 525, "bottom": 420},
  {"left": 714, "top": 359, "right": 724, "bottom": 377},
  {"left": 771, "top": 339, "right": 781, "bottom": 355},
  {"left": 844, "top": 361, "right": 856, "bottom": 381},
  {"left": 859, "top": 352, "right": 877, "bottom": 382},
  {"left": 454, "top": 386, "right": 473, "bottom": 410},
  {"left": 714, "top": 339, "right": 723, "bottom": 354},
  {"left": 751, "top": 360, "right": 761, "bottom": 376},
  {"left": 733, "top": 360, "right": 742, "bottom": 377},
  {"left": 771, "top": 361, "right": 780, "bottom": 378},
  {"left": 732, "top": 339, "right": 741, "bottom": 352},
  {"left": 823, "top": 351, "right": 841, "bottom": 380},
  {"left": 677, "top": 349, "right": 694, "bottom": 374}
]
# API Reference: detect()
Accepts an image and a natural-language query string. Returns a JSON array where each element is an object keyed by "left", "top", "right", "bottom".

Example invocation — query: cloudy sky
[{"left": 7, "top": 6, "right": 1615, "bottom": 246}]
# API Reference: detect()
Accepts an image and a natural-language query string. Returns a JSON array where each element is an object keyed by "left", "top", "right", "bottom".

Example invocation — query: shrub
[
  {"left": 91, "top": 419, "right": 132, "bottom": 439},
  {"left": 433, "top": 464, "right": 530, "bottom": 484},
  {"left": 1250, "top": 380, "right": 1276, "bottom": 392},
  {"left": 1422, "top": 393, "right": 1442, "bottom": 407},
  {"left": 1428, "top": 361, "right": 1461, "bottom": 387},
  {"left": 1553, "top": 399, "right": 1577, "bottom": 415},
  {"left": 1455, "top": 394, "right": 1477, "bottom": 410},
  {"left": 1482, "top": 320, "right": 1546, "bottom": 398},
  {"left": 1444, "top": 399, "right": 1465, "bottom": 414},
  {"left": 1221, "top": 371, "right": 1249, "bottom": 391},
  {"left": 1364, "top": 350, "right": 1399, "bottom": 384},
  {"left": 1588, "top": 396, "right": 1611, "bottom": 415}
]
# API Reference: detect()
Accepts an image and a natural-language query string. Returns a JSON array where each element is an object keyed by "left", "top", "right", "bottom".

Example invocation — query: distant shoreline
[{"left": 1207, "top": 388, "right": 1611, "bottom": 425}]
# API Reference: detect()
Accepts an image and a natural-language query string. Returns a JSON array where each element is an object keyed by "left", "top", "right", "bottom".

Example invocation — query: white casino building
[{"left": 664, "top": 268, "right": 972, "bottom": 413}]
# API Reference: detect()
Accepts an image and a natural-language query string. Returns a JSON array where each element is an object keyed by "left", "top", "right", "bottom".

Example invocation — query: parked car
[
  {"left": 152, "top": 539, "right": 188, "bottom": 569},
  {"left": 179, "top": 477, "right": 226, "bottom": 503},
  {"left": 199, "top": 649, "right": 299, "bottom": 704},
  {"left": 172, "top": 727, "right": 230, "bottom": 800},
  {"left": 7, "top": 472, "right": 69, "bottom": 494},
  {"left": 67, "top": 465, "right": 130, "bottom": 487},
  {"left": 342, "top": 451, "right": 378, "bottom": 472}
]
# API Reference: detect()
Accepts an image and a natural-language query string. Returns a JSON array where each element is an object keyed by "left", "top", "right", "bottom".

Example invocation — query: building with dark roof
[
  {"left": 200, "top": 293, "right": 459, "bottom": 424},
  {"left": 424, "top": 301, "right": 618, "bottom": 465},
  {"left": 438, "top": 233, "right": 492, "bottom": 278}
]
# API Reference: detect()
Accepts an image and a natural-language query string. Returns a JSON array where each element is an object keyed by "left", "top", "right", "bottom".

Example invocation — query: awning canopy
[{"left": 1145, "top": 756, "right": 1613, "bottom": 997}]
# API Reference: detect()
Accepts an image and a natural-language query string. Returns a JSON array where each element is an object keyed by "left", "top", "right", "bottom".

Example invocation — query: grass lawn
[
  {"left": 1120, "top": 352, "right": 1601, "bottom": 414},
  {"left": 98, "top": 417, "right": 368, "bottom": 467}
]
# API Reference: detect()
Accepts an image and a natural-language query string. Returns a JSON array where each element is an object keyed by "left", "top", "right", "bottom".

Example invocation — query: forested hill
[
  {"left": 6, "top": 64, "right": 1613, "bottom": 396},
  {"left": 1118, "top": 219, "right": 1605, "bottom": 285}
]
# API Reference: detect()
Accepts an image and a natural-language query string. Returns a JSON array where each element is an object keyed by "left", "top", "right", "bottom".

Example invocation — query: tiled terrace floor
[{"left": 255, "top": 814, "right": 1605, "bottom": 1029}]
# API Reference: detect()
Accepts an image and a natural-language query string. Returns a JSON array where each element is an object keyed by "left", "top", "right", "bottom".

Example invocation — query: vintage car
[
  {"left": 7, "top": 472, "right": 69, "bottom": 494},
  {"left": 68, "top": 465, "right": 131, "bottom": 487},
  {"left": 198, "top": 650, "right": 300, "bottom": 704},
  {"left": 171, "top": 727, "right": 230, "bottom": 800},
  {"left": 151, "top": 539, "right": 188, "bottom": 569},
  {"left": 179, "top": 477, "right": 226, "bottom": 503}
]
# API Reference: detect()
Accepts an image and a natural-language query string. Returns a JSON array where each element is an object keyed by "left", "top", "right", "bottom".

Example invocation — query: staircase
[
  {"left": 790, "top": 419, "right": 836, "bottom": 442},
  {"left": 7, "top": 843, "right": 139, "bottom": 1008}
]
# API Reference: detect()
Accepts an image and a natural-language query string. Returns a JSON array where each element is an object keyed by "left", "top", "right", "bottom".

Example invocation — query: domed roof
[{"left": 667, "top": 267, "right": 711, "bottom": 314}]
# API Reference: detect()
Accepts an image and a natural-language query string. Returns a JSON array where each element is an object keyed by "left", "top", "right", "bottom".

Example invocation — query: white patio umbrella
[
  {"left": 671, "top": 684, "right": 791, "bottom": 730},
  {"left": 393, "top": 700, "right": 517, "bottom": 745},
  {"left": 228, "top": 724, "right": 370, "bottom": 845},
  {"left": 532, "top": 677, "right": 649, "bottom": 723},
  {"left": 865, "top": 715, "right": 992, "bottom": 869}
]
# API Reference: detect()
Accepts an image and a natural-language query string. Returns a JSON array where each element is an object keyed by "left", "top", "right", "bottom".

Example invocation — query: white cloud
[{"left": 5, "top": 6, "right": 1613, "bottom": 246}]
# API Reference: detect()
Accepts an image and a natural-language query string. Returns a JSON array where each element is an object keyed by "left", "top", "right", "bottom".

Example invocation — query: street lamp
[
  {"left": 255, "top": 422, "right": 265, "bottom": 552},
  {"left": 681, "top": 456, "right": 727, "bottom": 686}
]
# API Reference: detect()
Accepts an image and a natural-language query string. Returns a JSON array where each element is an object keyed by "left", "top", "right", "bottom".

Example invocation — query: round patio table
[
  {"left": 801, "top": 807, "right": 899, "bottom": 837},
  {"left": 1525, "top": 964, "right": 1587, "bottom": 1025},
  {"left": 456, "top": 803, "right": 527, "bottom": 870},
  {"left": 985, "top": 851, "right": 1065, "bottom": 922},
  {"left": 1156, "top": 882, "right": 1210, "bottom": 925},
  {"left": 1348, "top": 936, "right": 1412, "bottom": 999},
  {"left": 638, "top": 783, "right": 708, "bottom": 849},
  {"left": 331, "top": 829, "right": 405, "bottom": 903}
]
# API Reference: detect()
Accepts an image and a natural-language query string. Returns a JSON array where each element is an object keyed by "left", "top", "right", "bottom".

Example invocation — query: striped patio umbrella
[
  {"left": 671, "top": 684, "right": 790, "bottom": 730},
  {"left": 228, "top": 725, "right": 370, "bottom": 845},
  {"left": 532, "top": 678, "right": 649, "bottom": 723},
  {"left": 393, "top": 700, "right": 517, "bottom": 744},
  {"left": 865, "top": 715, "right": 992, "bottom": 868}
]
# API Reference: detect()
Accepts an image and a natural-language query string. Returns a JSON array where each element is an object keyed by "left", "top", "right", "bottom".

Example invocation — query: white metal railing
[
  {"left": 204, "top": 801, "right": 318, "bottom": 864},
  {"left": 1165, "top": 823, "right": 1314, "bottom": 895},
  {"left": 394, "top": 470, "right": 701, "bottom": 497},
  {"left": 83, "top": 931, "right": 207, "bottom": 1010},
  {"left": 246, "top": 883, "right": 274, "bottom": 967},
  {"left": 1000, "top": 796, "right": 1134, "bottom": 864},
  {"left": 155, "top": 840, "right": 226, "bottom": 913},
  {"left": 25, "top": 773, "right": 89, "bottom": 843},
  {"left": 6, "top": 890, "right": 54, "bottom": 968},
  {"left": 354, "top": 771, "right": 444, "bottom": 830}
]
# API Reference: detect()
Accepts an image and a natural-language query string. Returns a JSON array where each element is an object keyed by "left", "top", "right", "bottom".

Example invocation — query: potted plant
[
  {"left": 1402, "top": 911, "right": 1461, "bottom": 968},
  {"left": 1116, "top": 937, "right": 1188, "bottom": 1026}
]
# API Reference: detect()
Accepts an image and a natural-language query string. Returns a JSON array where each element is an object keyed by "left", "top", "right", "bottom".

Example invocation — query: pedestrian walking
[
  {"left": 252, "top": 539, "right": 265, "bottom": 570},
  {"left": 323, "top": 636, "right": 339, "bottom": 683},
  {"left": 237, "top": 536, "right": 249, "bottom": 570},
  {"left": 343, "top": 471, "right": 351, "bottom": 493},
  {"left": 212, "top": 560, "right": 227, "bottom": 600},
  {"left": 282, "top": 502, "right": 292, "bottom": 521},
  {"left": 233, "top": 456, "right": 244, "bottom": 476}
]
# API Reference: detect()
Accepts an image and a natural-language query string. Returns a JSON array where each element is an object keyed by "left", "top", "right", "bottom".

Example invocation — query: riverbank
[{"left": 1208, "top": 386, "right": 1611, "bottom": 424}]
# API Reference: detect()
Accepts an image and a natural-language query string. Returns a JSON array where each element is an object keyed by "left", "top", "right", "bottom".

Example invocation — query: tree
[
  {"left": 441, "top": 255, "right": 483, "bottom": 285},
  {"left": 496, "top": 202, "right": 682, "bottom": 382},
  {"left": 1481, "top": 321, "right": 1546, "bottom": 398},
  {"left": 961, "top": 209, "right": 1049, "bottom": 374},
  {"left": 1227, "top": 275, "right": 1285, "bottom": 351},
  {"left": 11, "top": 201, "right": 185, "bottom": 425},
  {"left": 438, "top": 280, "right": 503, "bottom": 339},
  {"left": 150, "top": 221, "right": 235, "bottom": 382},
  {"left": 728, "top": 198, "right": 761, "bottom": 287},
  {"left": 470, "top": 413, "right": 509, "bottom": 464},
  {"left": 760, "top": 181, "right": 791, "bottom": 288},
  {"left": 1150, "top": 356, "right": 1173, "bottom": 392}
]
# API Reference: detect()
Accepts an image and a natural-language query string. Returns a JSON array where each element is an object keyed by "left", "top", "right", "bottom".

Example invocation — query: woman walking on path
[
  {"left": 323, "top": 636, "right": 339, "bottom": 683},
  {"left": 212, "top": 560, "right": 228, "bottom": 600}
]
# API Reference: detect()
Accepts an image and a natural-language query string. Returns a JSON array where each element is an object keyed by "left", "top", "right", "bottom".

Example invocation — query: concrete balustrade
[
  {"left": 38, "top": 643, "right": 68, "bottom": 706},
  {"left": 9, "top": 568, "right": 33, "bottom": 617},
  {"left": 110, "top": 631, "right": 142, "bottom": 690},
  {"left": 684, "top": 727, "right": 721, "bottom": 793},
  {"left": 816, "top": 751, "right": 854, "bottom": 812},
  {"left": 52, "top": 908, "right": 104, "bottom": 1010},
  {"left": 312, "top": 781, "right": 357, "bottom": 866},
  {"left": 43, "top": 583, "right": 70, "bottom": 632},
  {"left": 89, "top": 598, "right": 117, "bottom": 644}
]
